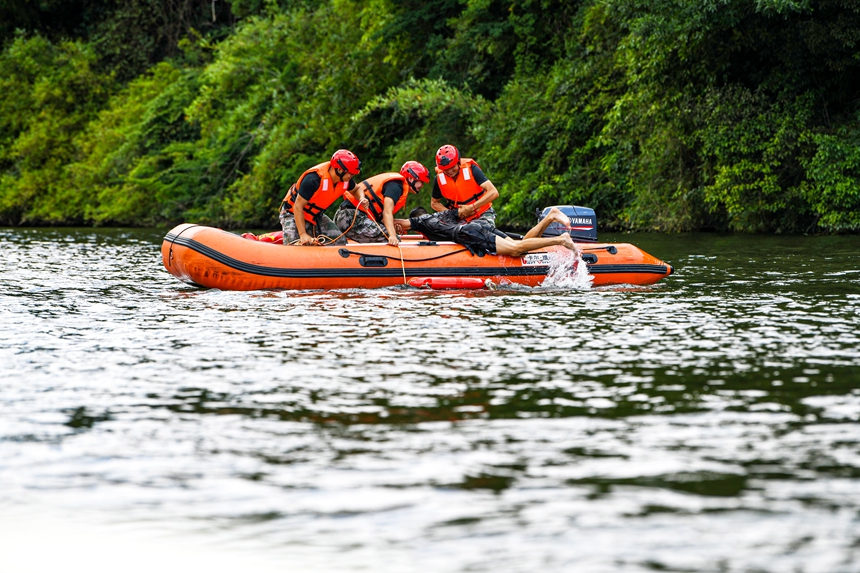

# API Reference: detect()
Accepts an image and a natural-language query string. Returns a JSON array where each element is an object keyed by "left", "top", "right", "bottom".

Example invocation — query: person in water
[
  {"left": 279, "top": 149, "right": 363, "bottom": 245},
  {"left": 334, "top": 161, "right": 431, "bottom": 246},
  {"left": 431, "top": 145, "right": 499, "bottom": 226},
  {"left": 395, "top": 207, "right": 580, "bottom": 258}
]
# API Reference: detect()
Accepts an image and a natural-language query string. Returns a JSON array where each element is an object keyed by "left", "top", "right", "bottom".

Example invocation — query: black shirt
[
  {"left": 408, "top": 209, "right": 461, "bottom": 242},
  {"left": 298, "top": 172, "right": 356, "bottom": 200},
  {"left": 409, "top": 209, "right": 499, "bottom": 256},
  {"left": 431, "top": 164, "right": 489, "bottom": 201},
  {"left": 381, "top": 180, "right": 406, "bottom": 203}
]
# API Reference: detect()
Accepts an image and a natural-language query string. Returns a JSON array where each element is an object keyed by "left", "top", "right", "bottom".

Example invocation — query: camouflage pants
[
  {"left": 472, "top": 206, "right": 497, "bottom": 227},
  {"left": 279, "top": 208, "right": 345, "bottom": 245},
  {"left": 334, "top": 203, "right": 388, "bottom": 243}
]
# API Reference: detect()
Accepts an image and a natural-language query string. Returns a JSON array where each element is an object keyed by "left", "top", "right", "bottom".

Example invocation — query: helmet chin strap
[{"left": 334, "top": 168, "right": 348, "bottom": 180}]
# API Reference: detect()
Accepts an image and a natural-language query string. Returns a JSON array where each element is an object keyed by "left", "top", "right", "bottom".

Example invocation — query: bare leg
[
  {"left": 494, "top": 233, "right": 579, "bottom": 257},
  {"left": 522, "top": 207, "right": 571, "bottom": 239}
]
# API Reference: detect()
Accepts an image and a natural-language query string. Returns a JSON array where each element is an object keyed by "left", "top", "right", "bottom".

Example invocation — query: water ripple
[{"left": 1, "top": 229, "right": 859, "bottom": 572}]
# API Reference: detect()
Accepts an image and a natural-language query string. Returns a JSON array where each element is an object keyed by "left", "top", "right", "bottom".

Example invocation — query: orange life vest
[
  {"left": 344, "top": 173, "right": 409, "bottom": 221},
  {"left": 434, "top": 158, "right": 490, "bottom": 221},
  {"left": 281, "top": 162, "right": 349, "bottom": 223}
]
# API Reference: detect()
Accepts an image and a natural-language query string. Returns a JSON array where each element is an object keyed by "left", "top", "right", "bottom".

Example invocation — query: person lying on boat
[
  {"left": 395, "top": 207, "right": 581, "bottom": 258},
  {"left": 333, "top": 161, "right": 431, "bottom": 247},
  {"left": 279, "top": 149, "right": 364, "bottom": 246},
  {"left": 431, "top": 145, "right": 500, "bottom": 226}
]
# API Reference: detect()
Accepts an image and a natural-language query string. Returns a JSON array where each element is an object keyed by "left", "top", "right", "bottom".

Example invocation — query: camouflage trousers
[
  {"left": 334, "top": 203, "right": 389, "bottom": 243},
  {"left": 470, "top": 206, "right": 497, "bottom": 227},
  {"left": 279, "top": 208, "right": 345, "bottom": 245},
  {"left": 444, "top": 205, "right": 497, "bottom": 226}
]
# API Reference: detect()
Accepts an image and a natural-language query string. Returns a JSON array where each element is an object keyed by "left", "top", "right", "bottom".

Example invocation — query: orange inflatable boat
[{"left": 161, "top": 223, "right": 673, "bottom": 290}]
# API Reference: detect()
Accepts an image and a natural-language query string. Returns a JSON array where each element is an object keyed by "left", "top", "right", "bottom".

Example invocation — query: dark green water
[{"left": 1, "top": 228, "right": 859, "bottom": 572}]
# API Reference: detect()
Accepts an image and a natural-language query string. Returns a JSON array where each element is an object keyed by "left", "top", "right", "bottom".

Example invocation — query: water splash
[{"left": 541, "top": 249, "right": 594, "bottom": 289}]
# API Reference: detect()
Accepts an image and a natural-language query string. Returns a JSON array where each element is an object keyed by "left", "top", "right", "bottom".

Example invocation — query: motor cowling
[{"left": 537, "top": 205, "right": 598, "bottom": 242}]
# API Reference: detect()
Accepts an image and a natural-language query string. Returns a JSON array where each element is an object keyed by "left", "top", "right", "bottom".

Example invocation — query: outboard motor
[{"left": 537, "top": 205, "right": 598, "bottom": 242}]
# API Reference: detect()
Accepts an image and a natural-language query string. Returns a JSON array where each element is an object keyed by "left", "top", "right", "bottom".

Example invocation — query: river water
[{"left": 1, "top": 228, "right": 859, "bottom": 573}]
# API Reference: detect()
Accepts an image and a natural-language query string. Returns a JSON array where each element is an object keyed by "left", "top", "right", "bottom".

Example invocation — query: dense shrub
[
  {"left": 0, "top": 0, "right": 858, "bottom": 232},
  {"left": 0, "top": 35, "right": 115, "bottom": 225}
]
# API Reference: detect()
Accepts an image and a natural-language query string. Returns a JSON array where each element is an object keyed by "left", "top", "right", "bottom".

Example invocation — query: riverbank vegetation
[{"left": 1, "top": 0, "right": 859, "bottom": 232}]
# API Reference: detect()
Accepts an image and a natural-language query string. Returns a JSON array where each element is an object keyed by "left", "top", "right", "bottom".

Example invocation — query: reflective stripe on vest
[
  {"left": 281, "top": 162, "right": 347, "bottom": 223},
  {"left": 344, "top": 173, "right": 409, "bottom": 221},
  {"left": 435, "top": 158, "right": 490, "bottom": 221}
]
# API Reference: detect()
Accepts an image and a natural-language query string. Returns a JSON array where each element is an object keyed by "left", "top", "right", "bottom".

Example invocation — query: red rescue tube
[{"left": 408, "top": 277, "right": 487, "bottom": 290}]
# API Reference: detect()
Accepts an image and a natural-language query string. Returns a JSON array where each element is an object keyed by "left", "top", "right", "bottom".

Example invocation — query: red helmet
[
  {"left": 400, "top": 161, "right": 430, "bottom": 184},
  {"left": 331, "top": 149, "right": 361, "bottom": 175},
  {"left": 435, "top": 145, "right": 459, "bottom": 168}
]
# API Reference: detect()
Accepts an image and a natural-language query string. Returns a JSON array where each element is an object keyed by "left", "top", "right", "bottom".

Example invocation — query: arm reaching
[
  {"left": 382, "top": 197, "right": 399, "bottom": 246},
  {"left": 292, "top": 195, "right": 315, "bottom": 245}
]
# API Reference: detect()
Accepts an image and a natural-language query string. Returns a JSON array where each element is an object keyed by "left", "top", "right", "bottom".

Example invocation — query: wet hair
[{"left": 409, "top": 207, "right": 428, "bottom": 218}]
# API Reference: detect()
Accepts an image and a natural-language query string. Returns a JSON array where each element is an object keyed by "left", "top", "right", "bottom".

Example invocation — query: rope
[
  {"left": 167, "top": 224, "right": 201, "bottom": 267},
  {"left": 287, "top": 204, "right": 409, "bottom": 283},
  {"left": 396, "top": 244, "right": 406, "bottom": 284},
  {"left": 363, "top": 209, "right": 407, "bottom": 284},
  {"left": 337, "top": 247, "right": 470, "bottom": 263},
  {"left": 287, "top": 205, "right": 363, "bottom": 246}
]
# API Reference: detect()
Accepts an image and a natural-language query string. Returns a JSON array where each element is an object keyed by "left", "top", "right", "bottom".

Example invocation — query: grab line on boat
[
  {"left": 337, "top": 247, "right": 471, "bottom": 263},
  {"left": 167, "top": 224, "right": 202, "bottom": 267},
  {"left": 582, "top": 245, "right": 618, "bottom": 254},
  {"left": 166, "top": 233, "right": 553, "bottom": 278}
]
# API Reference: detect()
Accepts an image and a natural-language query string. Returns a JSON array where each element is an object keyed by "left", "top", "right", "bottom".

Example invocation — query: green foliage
[
  {"left": 1, "top": 0, "right": 859, "bottom": 233},
  {"left": 87, "top": 0, "right": 236, "bottom": 81},
  {"left": 60, "top": 0, "right": 401, "bottom": 228},
  {"left": 481, "top": 0, "right": 860, "bottom": 232},
  {"left": 196, "top": 1, "right": 401, "bottom": 227},
  {"left": 349, "top": 77, "right": 491, "bottom": 214},
  {"left": 69, "top": 62, "right": 203, "bottom": 226},
  {"left": 0, "top": 34, "right": 115, "bottom": 225},
  {"left": 369, "top": 0, "right": 582, "bottom": 99},
  {"left": 351, "top": 78, "right": 490, "bottom": 170},
  {"left": 800, "top": 122, "right": 860, "bottom": 231},
  {"left": 1, "top": 1, "right": 236, "bottom": 81},
  {"left": 696, "top": 87, "right": 814, "bottom": 232}
]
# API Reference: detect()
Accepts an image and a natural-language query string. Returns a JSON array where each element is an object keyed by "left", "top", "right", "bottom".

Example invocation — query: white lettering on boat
[{"left": 522, "top": 253, "right": 553, "bottom": 266}]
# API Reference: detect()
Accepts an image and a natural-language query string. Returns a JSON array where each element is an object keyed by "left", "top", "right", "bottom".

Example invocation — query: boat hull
[{"left": 161, "top": 224, "right": 673, "bottom": 290}]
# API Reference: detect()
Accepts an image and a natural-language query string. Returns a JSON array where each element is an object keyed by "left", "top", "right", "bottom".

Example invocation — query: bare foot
[
  {"left": 545, "top": 207, "right": 571, "bottom": 228},
  {"left": 558, "top": 233, "right": 579, "bottom": 253}
]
